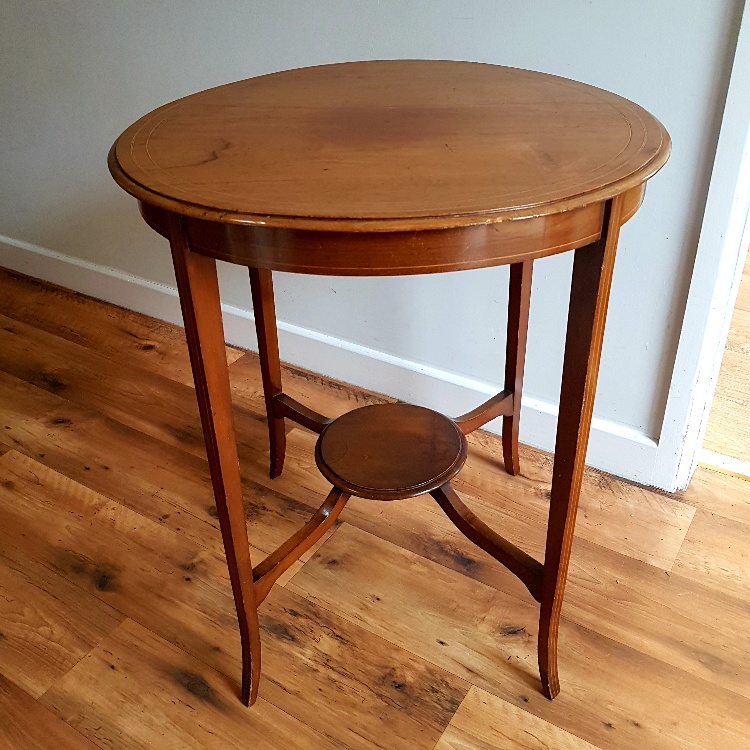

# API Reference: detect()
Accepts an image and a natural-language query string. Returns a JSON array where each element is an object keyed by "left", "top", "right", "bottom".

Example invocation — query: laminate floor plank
[
  {"left": 0, "top": 361, "right": 61, "bottom": 453},
  {"left": 0, "top": 673, "right": 100, "bottom": 750},
  {"left": 561, "top": 542, "right": 750, "bottom": 701},
  {"left": 229, "top": 351, "right": 393, "bottom": 424},
  {"left": 0, "top": 452, "right": 467, "bottom": 750},
  {"left": 0, "top": 542, "right": 125, "bottom": 698},
  {"left": 460, "top": 434, "right": 694, "bottom": 570},
  {"left": 725, "top": 307, "right": 750, "bottom": 354},
  {"left": 289, "top": 524, "right": 750, "bottom": 750},
  {"left": 681, "top": 465, "right": 750, "bottom": 525},
  {"left": 0, "top": 450, "right": 312, "bottom": 679},
  {"left": 0, "top": 451, "right": 241, "bottom": 664},
  {"left": 433, "top": 685, "right": 600, "bottom": 750},
  {"left": 0, "top": 323, "right": 376, "bottom": 568},
  {"left": 1, "top": 271, "right": 749, "bottom": 748},
  {"left": 0, "top": 312, "right": 217, "bottom": 459},
  {"left": 41, "top": 618, "right": 348, "bottom": 750},
  {"left": 335, "top": 486, "right": 750, "bottom": 700},
  {"left": 0, "top": 313, "right": 335, "bottom": 514},
  {"left": 0, "top": 370, "right": 334, "bottom": 566},
  {"left": 703, "top": 392, "right": 750, "bottom": 463},
  {"left": 703, "top": 253, "right": 750, "bottom": 461},
  {"left": 0, "top": 267, "right": 243, "bottom": 386},
  {"left": 256, "top": 586, "right": 469, "bottom": 750},
  {"left": 673, "top": 508, "right": 750, "bottom": 601},
  {"left": 733, "top": 254, "right": 750, "bottom": 313}
]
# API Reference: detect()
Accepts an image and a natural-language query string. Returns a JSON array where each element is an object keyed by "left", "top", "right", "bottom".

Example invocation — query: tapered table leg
[
  {"left": 169, "top": 216, "right": 262, "bottom": 706},
  {"left": 249, "top": 268, "right": 286, "bottom": 479},
  {"left": 538, "top": 196, "right": 624, "bottom": 699},
  {"left": 502, "top": 260, "right": 533, "bottom": 476}
]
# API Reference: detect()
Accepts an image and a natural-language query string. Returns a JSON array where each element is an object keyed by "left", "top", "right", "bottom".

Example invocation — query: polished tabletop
[{"left": 109, "top": 60, "right": 670, "bottom": 233}]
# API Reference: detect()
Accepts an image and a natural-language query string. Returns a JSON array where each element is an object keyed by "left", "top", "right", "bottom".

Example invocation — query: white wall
[{"left": 0, "top": 1, "right": 744, "bottom": 487}]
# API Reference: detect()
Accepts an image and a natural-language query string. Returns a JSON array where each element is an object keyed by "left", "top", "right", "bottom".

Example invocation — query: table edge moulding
[{"left": 108, "top": 59, "right": 670, "bottom": 707}]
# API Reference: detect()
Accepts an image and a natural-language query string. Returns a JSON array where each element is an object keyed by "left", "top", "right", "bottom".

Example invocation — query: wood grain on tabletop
[
  {"left": 109, "top": 62, "right": 668, "bottom": 280},
  {"left": 1, "top": 269, "right": 750, "bottom": 749}
]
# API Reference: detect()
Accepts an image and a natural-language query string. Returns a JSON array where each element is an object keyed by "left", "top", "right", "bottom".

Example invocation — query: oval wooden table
[{"left": 109, "top": 60, "right": 670, "bottom": 707}]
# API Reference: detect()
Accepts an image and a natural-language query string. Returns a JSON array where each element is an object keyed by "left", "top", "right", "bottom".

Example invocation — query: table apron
[{"left": 139, "top": 185, "right": 643, "bottom": 275}]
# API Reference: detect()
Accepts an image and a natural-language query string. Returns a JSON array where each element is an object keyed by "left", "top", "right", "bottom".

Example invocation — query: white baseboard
[
  {"left": 697, "top": 448, "right": 750, "bottom": 481},
  {"left": 0, "top": 235, "right": 659, "bottom": 484},
  {"left": 0, "top": 235, "right": 186, "bottom": 328}
]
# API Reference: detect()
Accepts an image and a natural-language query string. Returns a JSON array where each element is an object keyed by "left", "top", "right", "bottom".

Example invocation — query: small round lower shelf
[{"left": 314, "top": 403, "right": 468, "bottom": 500}]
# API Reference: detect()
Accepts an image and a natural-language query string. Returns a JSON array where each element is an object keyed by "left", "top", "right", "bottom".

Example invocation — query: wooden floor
[
  {"left": 703, "top": 250, "right": 750, "bottom": 464},
  {"left": 0, "top": 267, "right": 749, "bottom": 750}
]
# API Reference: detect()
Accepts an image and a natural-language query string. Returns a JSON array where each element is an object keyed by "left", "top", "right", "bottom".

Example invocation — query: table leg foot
[
  {"left": 502, "top": 260, "right": 532, "bottom": 476},
  {"left": 538, "top": 608, "right": 561, "bottom": 700},
  {"left": 541, "top": 676, "right": 561, "bottom": 701},
  {"left": 241, "top": 639, "right": 261, "bottom": 706}
]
